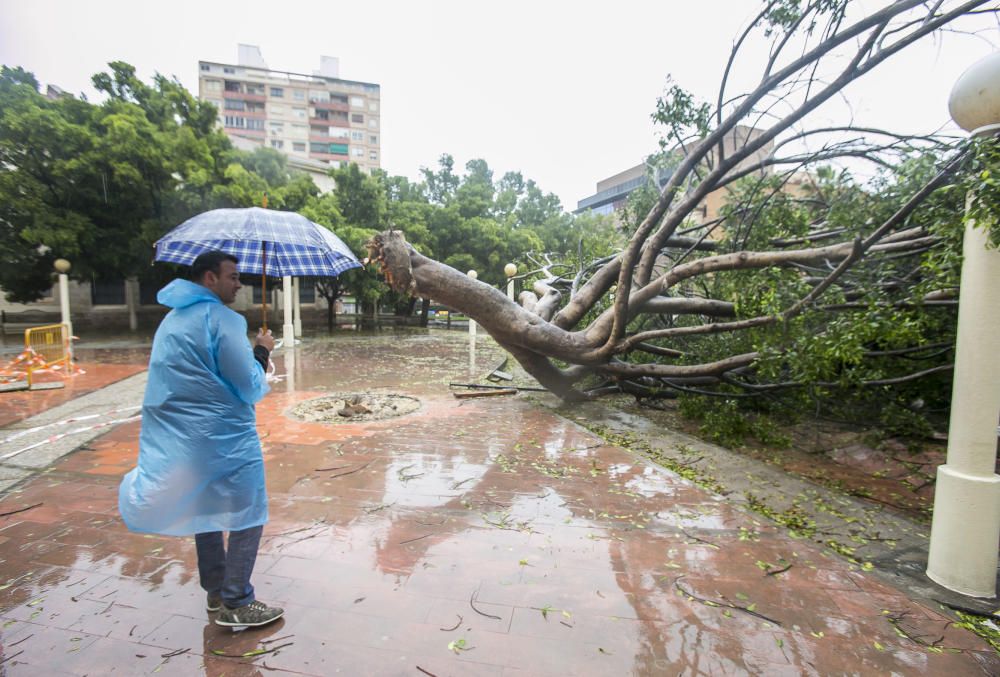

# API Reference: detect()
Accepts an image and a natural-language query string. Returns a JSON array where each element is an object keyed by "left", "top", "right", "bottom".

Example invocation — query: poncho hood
[{"left": 157, "top": 278, "right": 221, "bottom": 309}]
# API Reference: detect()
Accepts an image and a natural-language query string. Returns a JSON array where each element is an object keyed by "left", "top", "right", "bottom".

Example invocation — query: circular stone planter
[{"left": 289, "top": 393, "right": 421, "bottom": 424}]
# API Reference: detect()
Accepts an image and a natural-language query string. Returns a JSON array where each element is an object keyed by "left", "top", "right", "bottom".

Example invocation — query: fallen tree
[{"left": 369, "top": 0, "right": 1000, "bottom": 424}]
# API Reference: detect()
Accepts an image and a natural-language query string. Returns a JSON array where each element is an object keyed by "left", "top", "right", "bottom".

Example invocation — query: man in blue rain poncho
[{"left": 119, "top": 251, "right": 283, "bottom": 629}]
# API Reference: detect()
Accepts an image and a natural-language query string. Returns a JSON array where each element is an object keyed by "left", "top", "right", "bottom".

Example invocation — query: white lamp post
[
  {"left": 926, "top": 52, "right": 1000, "bottom": 598},
  {"left": 53, "top": 258, "right": 73, "bottom": 358},
  {"left": 466, "top": 270, "right": 478, "bottom": 339},
  {"left": 504, "top": 263, "right": 517, "bottom": 301}
]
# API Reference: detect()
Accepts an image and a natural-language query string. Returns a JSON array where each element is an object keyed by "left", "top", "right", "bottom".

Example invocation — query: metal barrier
[{"left": 24, "top": 324, "right": 71, "bottom": 387}]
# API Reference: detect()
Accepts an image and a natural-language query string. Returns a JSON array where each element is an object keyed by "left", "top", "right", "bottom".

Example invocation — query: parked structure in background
[
  {"left": 575, "top": 126, "right": 808, "bottom": 228},
  {"left": 198, "top": 45, "right": 381, "bottom": 176}
]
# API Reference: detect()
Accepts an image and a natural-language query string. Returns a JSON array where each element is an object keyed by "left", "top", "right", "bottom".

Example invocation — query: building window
[
  {"left": 224, "top": 81, "right": 241, "bottom": 92},
  {"left": 270, "top": 87, "right": 284, "bottom": 98},
  {"left": 269, "top": 121, "right": 284, "bottom": 131},
  {"left": 350, "top": 130, "right": 364, "bottom": 141},
  {"left": 368, "top": 118, "right": 378, "bottom": 129},
  {"left": 293, "top": 107, "right": 307, "bottom": 119},
  {"left": 270, "top": 139, "right": 284, "bottom": 149},
  {"left": 292, "top": 141, "right": 306, "bottom": 152},
  {"left": 330, "top": 143, "right": 348, "bottom": 155},
  {"left": 247, "top": 119, "right": 265, "bottom": 130},
  {"left": 368, "top": 101, "right": 378, "bottom": 112},
  {"left": 204, "top": 80, "right": 221, "bottom": 92},
  {"left": 246, "top": 83, "right": 265, "bottom": 95},
  {"left": 369, "top": 135, "right": 378, "bottom": 144},
  {"left": 292, "top": 89, "right": 305, "bottom": 100},
  {"left": 352, "top": 147, "right": 364, "bottom": 157},
  {"left": 350, "top": 96, "right": 364, "bottom": 108},
  {"left": 224, "top": 99, "right": 245, "bottom": 110},
  {"left": 351, "top": 113, "right": 364, "bottom": 124},
  {"left": 369, "top": 150, "right": 377, "bottom": 161},
  {"left": 200, "top": 64, "right": 210, "bottom": 72},
  {"left": 224, "top": 115, "right": 246, "bottom": 128},
  {"left": 291, "top": 124, "right": 307, "bottom": 137},
  {"left": 224, "top": 67, "right": 236, "bottom": 74},
  {"left": 330, "top": 128, "right": 349, "bottom": 139}
]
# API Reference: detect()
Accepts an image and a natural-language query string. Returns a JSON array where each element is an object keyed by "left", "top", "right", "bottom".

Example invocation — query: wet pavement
[{"left": 0, "top": 330, "right": 997, "bottom": 675}]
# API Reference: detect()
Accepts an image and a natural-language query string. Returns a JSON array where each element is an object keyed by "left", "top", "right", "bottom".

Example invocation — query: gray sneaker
[
  {"left": 206, "top": 593, "right": 223, "bottom": 612},
  {"left": 215, "top": 600, "right": 284, "bottom": 628}
]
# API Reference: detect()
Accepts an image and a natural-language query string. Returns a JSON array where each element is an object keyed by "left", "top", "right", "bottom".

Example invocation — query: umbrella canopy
[{"left": 154, "top": 207, "right": 361, "bottom": 277}]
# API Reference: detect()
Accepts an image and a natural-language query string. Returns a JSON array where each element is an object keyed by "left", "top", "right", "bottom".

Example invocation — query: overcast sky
[{"left": 1, "top": 1, "right": 996, "bottom": 210}]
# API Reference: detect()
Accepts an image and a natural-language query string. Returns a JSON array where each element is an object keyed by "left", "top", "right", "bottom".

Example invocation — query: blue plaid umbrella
[
  {"left": 155, "top": 207, "right": 361, "bottom": 277},
  {"left": 155, "top": 207, "right": 363, "bottom": 328}
]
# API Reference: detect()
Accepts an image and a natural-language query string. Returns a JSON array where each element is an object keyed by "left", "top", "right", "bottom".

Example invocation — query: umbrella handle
[{"left": 261, "top": 241, "right": 268, "bottom": 332}]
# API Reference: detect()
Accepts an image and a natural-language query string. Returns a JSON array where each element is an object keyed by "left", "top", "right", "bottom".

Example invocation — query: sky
[{"left": 1, "top": 1, "right": 997, "bottom": 211}]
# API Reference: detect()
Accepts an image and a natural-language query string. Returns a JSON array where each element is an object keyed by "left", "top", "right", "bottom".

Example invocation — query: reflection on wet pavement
[{"left": 0, "top": 330, "right": 996, "bottom": 675}]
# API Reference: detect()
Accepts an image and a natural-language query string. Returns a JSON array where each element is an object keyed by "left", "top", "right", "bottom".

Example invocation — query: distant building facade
[
  {"left": 198, "top": 45, "right": 381, "bottom": 176},
  {"left": 575, "top": 126, "right": 797, "bottom": 226}
]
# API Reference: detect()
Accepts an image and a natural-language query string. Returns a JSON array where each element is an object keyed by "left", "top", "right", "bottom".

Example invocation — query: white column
[
  {"left": 926, "top": 52, "right": 1000, "bottom": 598},
  {"left": 926, "top": 215, "right": 1000, "bottom": 597},
  {"left": 282, "top": 276, "right": 294, "bottom": 348},
  {"left": 58, "top": 273, "right": 73, "bottom": 359},
  {"left": 292, "top": 278, "right": 302, "bottom": 338}
]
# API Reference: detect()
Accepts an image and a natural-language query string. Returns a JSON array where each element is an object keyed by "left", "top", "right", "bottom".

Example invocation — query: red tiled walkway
[{"left": 0, "top": 333, "right": 996, "bottom": 675}]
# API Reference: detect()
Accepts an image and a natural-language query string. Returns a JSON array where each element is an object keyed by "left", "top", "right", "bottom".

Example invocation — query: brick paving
[{"left": 0, "top": 331, "right": 996, "bottom": 675}]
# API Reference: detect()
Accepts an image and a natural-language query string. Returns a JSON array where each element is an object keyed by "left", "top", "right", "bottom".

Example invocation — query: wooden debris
[{"left": 453, "top": 389, "right": 518, "bottom": 399}]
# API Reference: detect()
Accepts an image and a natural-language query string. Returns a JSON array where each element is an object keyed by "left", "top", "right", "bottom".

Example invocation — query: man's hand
[{"left": 255, "top": 328, "right": 275, "bottom": 352}]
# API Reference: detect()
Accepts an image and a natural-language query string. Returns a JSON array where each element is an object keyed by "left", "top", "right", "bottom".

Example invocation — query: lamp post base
[{"left": 927, "top": 464, "right": 1000, "bottom": 598}]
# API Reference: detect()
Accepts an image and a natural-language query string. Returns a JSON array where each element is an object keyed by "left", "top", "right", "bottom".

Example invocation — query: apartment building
[
  {"left": 198, "top": 46, "right": 381, "bottom": 174},
  {"left": 575, "top": 126, "right": 786, "bottom": 226}
]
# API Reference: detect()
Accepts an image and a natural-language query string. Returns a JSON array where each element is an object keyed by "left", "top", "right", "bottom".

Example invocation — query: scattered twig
[
  {"left": 9, "top": 633, "right": 33, "bottom": 647},
  {"left": 314, "top": 464, "right": 350, "bottom": 472},
  {"left": 450, "top": 477, "right": 477, "bottom": 489},
  {"left": 0, "top": 502, "right": 43, "bottom": 518},
  {"left": 680, "top": 529, "right": 720, "bottom": 549},
  {"left": 765, "top": 564, "right": 793, "bottom": 577},
  {"left": 160, "top": 648, "right": 190, "bottom": 658},
  {"left": 260, "top": 634, "right": 294, "bottom": 645},
  {"left": 211, "top": 642, "right": 293, "bottom": 658},
  {"left": 439, "top": 615, "right": 463, "bottom": 631},
  {"left": 129, "top": 624, "right": 137, "bottom": 636},
  {"left": 674, "top": 578, "right": 782, "bottom": 626},
  {"left": 398, "top": 533, "right": 433, "bottom": 545},
  {"left": 325, "top": 461, "right": 373, "bottom": 478},
  {"left": 413, "top": 518, "right": 446, "bottom": 526},
  {"left": 0, "top": 650, "right": 24, "bottom": 665},
  {"left": 676, "top": 455, "right": 705, "bottom": 468},
  {"left": 469, "top": 590, "right": 502, "bottom": 620},
  {"left": 416, "top": 667, "right": 439, "bottom": 677}
]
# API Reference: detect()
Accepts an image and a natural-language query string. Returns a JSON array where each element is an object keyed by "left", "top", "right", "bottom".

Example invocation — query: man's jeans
[{"left": 194, "top": 526, "right": 263, "bottom": 609}]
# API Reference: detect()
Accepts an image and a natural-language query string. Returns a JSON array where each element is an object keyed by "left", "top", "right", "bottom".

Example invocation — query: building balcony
[
  {"left": 226, "top": 127, "right": 265, "bottom": 138},
  {"left": 309, "top": 133, "right": 349, "bottom": 143},
  {"left": 309, "top": 151, "right": 349, "bottom": 162},
  {"left": 224, "top": 91, "right": 266, "bottom": 103},
  {"left": 310, "top": 99, "right": 349, "bottom": 112}
]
